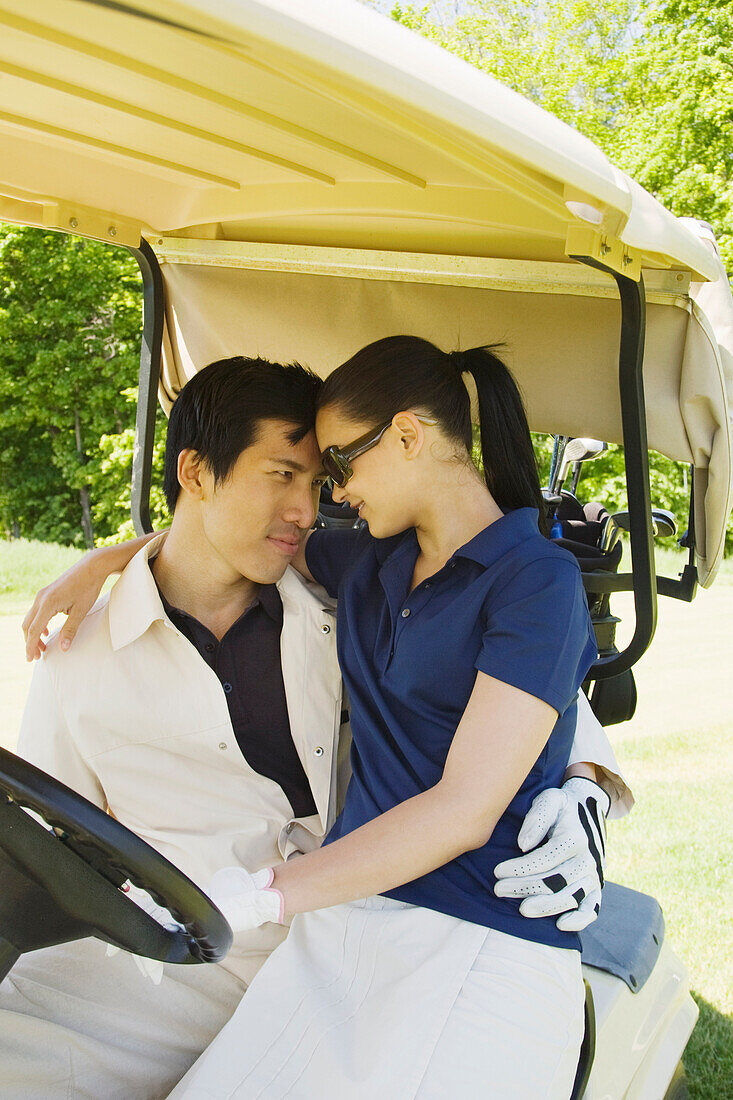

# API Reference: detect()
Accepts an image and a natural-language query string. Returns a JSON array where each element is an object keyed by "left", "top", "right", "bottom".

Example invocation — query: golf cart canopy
[{"left": 0, "top": 1, "right": 731, "bottom": 601}]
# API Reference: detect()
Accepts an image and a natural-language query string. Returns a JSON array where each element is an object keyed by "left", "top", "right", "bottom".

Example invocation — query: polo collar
[
  {"left": 453, "top": 508, "right": 542, "bottom": 567},
  {"left": 374, "top": 508, "right": 542, "bottom": 576},
  {"left": 108, "top": 532, "right": 170, "bottom": 651}
]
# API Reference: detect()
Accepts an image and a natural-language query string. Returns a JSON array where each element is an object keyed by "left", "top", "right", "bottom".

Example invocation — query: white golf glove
[
  {"left": 207, "top": 866, "right": 284, "bottom": 934},
  {"left": 494, "top": 776, "right": 610, "bottom": 932},
  {"left": 106, "top": 881, "right": 185, "bottom": 985}
]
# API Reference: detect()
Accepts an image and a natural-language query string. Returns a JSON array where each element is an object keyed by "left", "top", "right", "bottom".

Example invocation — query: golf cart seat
[
  {"left": 579, "top": 882, "right": 665, "bottom": 993},
  {"left": 571, "top": 884, "right": 667, "bottom": 1099}
]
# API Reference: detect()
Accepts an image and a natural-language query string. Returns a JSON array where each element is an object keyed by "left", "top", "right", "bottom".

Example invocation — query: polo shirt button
[
  {"left": 218, "top": 742, "right": 227, "bottom": 750},
  {"left": 313, "top": 746, "right": 324, "bottom": 757},
  {"left": 321, "top": 624, "right": 331, "bottom": 634},
  {"left": 401, "top": 608, "right": 411, "bottom": 618},
  {"left": 205, "top": 642, "right": 215, "bottom": 653},
  {"left": 223, "top": 682, "right": 233, "bottom": 693}
]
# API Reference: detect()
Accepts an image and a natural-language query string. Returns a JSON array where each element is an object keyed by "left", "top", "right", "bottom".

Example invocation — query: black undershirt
[{"left": 152, "top": 569, "right": 317, "bottom": 819}]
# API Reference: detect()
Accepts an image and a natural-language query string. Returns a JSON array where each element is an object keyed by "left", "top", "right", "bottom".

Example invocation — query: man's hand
[
  {"left": 494, "top": 776, "right": 610, "bottom": 932},
  {"left": 208, "top": 866, "right": 284, "bottom": 933}
]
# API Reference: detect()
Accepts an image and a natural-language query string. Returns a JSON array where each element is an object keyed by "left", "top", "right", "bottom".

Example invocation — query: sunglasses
[{"left": 321, "top": 415, "right": 437, "bottom": 488}]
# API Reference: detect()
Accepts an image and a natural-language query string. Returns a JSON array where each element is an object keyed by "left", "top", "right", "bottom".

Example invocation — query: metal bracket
[
  {"left": 127, "top": 239, "right": 164, "bottom": 535},
  {"left": 566, "top": 227, "right": 641, "bottom": 281}
]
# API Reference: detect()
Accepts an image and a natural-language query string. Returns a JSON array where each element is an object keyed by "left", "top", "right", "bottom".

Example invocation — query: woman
[{"left": 168, "top": 336, "right": 598, "bottom": 1099}]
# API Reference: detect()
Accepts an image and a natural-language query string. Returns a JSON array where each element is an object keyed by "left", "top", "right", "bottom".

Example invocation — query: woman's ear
[
  {"left": 177, "top": 448, "right": 207, "bottom": 500},
  {"left": 392, "top": 412, "right": 427, "bottom": 459}
]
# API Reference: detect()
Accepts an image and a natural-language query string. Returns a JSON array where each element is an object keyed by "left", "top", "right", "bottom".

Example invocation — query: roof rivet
[
  {"left": 108, "top": 225, "right": 117, "bottom": 238},
  {"left": 69, "top": 217, "right": 78, "bottom": 229}
]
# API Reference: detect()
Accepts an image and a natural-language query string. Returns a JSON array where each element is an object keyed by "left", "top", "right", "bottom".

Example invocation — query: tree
[
  {"left": 614, "top": 0, "right": 733, "bottom": 273},
  {"left": 0, "top": 226, "right": 149, "bottom": 546}
]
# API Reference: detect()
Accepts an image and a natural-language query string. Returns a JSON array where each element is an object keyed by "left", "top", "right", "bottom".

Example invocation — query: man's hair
[{"left": 163, "top": 356, "right": 322, "bottom": 513}]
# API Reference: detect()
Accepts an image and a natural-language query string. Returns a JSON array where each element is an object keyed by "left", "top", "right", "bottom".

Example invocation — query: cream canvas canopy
[{"left": 0, "top": 0, "right": 731, "bottom": 586}]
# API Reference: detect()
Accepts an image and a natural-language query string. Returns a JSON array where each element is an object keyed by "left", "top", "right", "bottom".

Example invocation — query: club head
[
  {"left": 557, "top": 438, "right": 607, "bottom": 489},
  {"left": 651, "top": 509, "right": 677, "bottom": 538}
]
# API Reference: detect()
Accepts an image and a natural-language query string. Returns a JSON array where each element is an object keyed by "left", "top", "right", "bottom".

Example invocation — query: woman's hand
[
  {"left": 22, "top": 533, "right": 158, "bottom": 660},
  {"left": 208, "top": 867, "right": 284, "bottom": 932}
]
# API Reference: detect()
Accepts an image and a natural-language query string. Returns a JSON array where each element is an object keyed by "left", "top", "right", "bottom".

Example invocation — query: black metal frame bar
[
  {"left": 126, "top": 239, "right": 164, "bottom": 535},
  {"left": 573, "top": 257, "right": 698, "bottom": 679}
]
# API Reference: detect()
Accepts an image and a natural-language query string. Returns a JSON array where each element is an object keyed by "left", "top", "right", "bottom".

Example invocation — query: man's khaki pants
[{"left": 0, "top": 937, "right": 245, "bottom": 1099}]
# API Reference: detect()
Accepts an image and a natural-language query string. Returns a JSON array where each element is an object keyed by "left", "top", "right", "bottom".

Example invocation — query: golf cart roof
[
  {"left": 0, "top": 0, "right": 731, "bottom": 586},
  {"left": 0, "top": 0, "right": 722, "bottom": 276}
]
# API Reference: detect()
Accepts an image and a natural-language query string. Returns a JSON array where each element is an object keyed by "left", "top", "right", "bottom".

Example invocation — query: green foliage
[
  {"left": 86, "top": 390, "right": 168, "bottom": 545},
  {"left": 0, "top": 225, "right": 152, "bottom": 546},
  {"left": 615, "top": 0, "right": 733, "bottom": 273}
]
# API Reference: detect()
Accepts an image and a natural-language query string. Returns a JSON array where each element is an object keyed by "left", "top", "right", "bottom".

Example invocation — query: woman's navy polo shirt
[{"left": 306, "top": 507, "right": 597, "bottom": 950}]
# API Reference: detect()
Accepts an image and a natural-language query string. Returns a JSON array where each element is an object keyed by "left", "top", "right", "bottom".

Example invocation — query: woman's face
[{"left": 315, "top": 406, "right": 420, "bottom": 538}]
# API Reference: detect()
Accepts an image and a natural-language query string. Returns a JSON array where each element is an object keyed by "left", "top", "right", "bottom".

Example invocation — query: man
[{"left": 2, "top": 357, "right": 629, "bottom": 1098}]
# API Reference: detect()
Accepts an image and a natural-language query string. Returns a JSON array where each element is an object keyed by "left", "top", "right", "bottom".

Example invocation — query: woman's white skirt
[{"left": 170, "top": 897, "right": 584, "bottom": 1100}]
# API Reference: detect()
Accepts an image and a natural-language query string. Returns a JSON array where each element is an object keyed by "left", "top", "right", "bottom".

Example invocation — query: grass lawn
[{"left": 0, "top": 537, "right": 731, "bottom": 1097}]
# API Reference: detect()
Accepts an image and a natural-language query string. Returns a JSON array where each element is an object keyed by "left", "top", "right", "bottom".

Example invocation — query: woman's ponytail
[{"left": 459, "top": 348, "right": 547, "bottom": 534}]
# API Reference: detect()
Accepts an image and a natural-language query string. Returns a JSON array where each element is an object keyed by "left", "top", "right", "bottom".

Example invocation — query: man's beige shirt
[
  {"left": 18, "top": 536, "right": 630, "bottom": 984},
  {"left": 18, "top": 535, "right": 344, "bottom": 984}
]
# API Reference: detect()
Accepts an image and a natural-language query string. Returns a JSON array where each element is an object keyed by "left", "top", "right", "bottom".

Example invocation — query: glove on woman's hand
[
  {"left": 493, "top": 776, "right": 609, "bottom": 932},
  {"left": 208, "top": 866, "right": 285, "bottom": 934}
]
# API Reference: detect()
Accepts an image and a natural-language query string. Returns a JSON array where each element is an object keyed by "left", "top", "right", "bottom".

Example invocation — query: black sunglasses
[{"left": 320, "top": 416, "right": 437, "bottom": 488}]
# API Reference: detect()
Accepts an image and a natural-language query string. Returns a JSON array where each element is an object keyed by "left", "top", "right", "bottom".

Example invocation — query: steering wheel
[{"left": 0, "top": 747, "right": 232, "bottom": 971}]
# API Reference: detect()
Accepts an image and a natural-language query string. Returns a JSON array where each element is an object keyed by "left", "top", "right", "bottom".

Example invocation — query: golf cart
[{"left": 0, "top": 2, "right": 731, "bottom": 1097}]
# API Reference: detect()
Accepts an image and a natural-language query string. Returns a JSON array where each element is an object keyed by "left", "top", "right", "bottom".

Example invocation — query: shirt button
[
  {"left": 286, "top": 822, "right": 295, "bottom": 833},
  {"left": 424, "top": 582, "right": 431, "bottom": 589},
  {"left": 320, "top": 624, "right": 331, "bottom": 634},
  {"left": 223, "top": 682, "right": 233, "bottom": 694},
  {"left": 313, "top": 746, "right": 324, "bottom": 757},
  {"left": 401, "top": 608, "right": 411, "bottom": 618},
  {"left": 205, "top": 642, "right": 215, "bottom": 653},
  {"left": 218, "top": 742, "right": 227, "bottom": 750}
]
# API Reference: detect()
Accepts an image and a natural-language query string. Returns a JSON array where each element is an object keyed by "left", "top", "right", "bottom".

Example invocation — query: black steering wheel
[{"left": 0, "top": 747, "right": 232, "bottom": 976}]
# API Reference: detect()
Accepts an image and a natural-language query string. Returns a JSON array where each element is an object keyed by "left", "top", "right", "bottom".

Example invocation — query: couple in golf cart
[{"left": 9, "top": 334, "right": 626, "bottom": 1098}]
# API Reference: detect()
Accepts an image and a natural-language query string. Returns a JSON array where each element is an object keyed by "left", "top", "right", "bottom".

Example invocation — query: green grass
[
  {"left": 606, "top": 723, "right": 733, "bottom": 1099},
  {"left": 0, "top": 538, "right": 85, "bottom": 613}
]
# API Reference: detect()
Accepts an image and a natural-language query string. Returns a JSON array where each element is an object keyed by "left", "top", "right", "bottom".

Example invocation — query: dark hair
[
  {"left": 317, "top": 335, "right": 545, "bottom": 532},
  {"left": 163, "top": 356, "right": 322, "bottom": 513}
]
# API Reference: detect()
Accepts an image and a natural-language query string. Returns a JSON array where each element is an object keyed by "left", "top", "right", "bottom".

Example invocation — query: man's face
[{"left": 194, "top": 419, "right": 325, "bottom": 585}]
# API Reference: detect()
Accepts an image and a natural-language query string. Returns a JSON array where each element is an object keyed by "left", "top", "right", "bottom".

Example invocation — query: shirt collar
[
  {"left": 453, "top": 508, "right": 542, "bottom": 567},
  {"left": 153, "top": 567, "right": 282, "bottom": 630},
  {"left": 108, "top": 532, "right": 171, "bottom": 651},
  {"left": 374, "top": 508, "right": 542, "bottom": 576}
]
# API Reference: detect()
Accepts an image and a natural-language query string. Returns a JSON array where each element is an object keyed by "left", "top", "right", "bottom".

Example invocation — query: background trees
[{"left": 0, "top": 226, "right": 166, "bottom": 546}]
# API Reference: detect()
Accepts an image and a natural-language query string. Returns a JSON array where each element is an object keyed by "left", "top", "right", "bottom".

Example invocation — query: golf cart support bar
[
  {"left": 573, "top": 258, "right": 697, "bottom": 680},
  {"left": 127, "top": 238, "right": 164, "bottom": 536}
]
